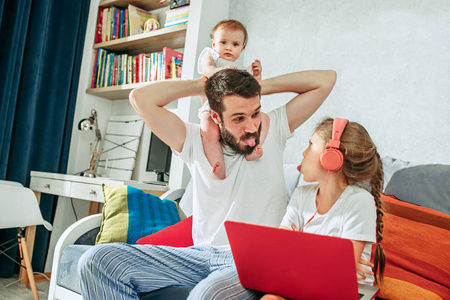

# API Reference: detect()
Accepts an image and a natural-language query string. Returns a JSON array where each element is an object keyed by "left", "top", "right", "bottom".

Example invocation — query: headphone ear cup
[{"left": 320, "top": 148, "right": 344, "bottom": 171}]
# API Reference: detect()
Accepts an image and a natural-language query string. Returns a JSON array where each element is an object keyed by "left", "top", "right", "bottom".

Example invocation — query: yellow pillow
[{"left": 96, "top": 185, "right": 180, "bottom": 244}]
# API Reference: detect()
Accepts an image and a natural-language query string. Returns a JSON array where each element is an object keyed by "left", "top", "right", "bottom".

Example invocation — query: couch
[{"left": 47, "top": 159, "right": 450, "bottom": 300}]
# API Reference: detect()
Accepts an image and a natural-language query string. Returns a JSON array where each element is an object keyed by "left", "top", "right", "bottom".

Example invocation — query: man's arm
[
  {"left": 129, "top": 78, "right": 205, "bottom": 153},
  {"left": 260, "top": 70, "right": 337, "bottom": 132}
]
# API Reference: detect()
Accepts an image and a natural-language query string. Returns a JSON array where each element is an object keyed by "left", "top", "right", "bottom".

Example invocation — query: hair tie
[{"left": 377, "top": 242, "right": 381, "bottom": 246}]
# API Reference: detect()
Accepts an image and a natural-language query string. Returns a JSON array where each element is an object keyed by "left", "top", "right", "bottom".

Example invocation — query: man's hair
[
  {"left": 205, "top": 69, "right": 261, "bottom": 117},
  {"left": 210, "top": 19, "right": 248, "bottom": 46}
]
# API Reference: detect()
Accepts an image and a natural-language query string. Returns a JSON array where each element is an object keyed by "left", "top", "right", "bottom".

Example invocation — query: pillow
[
  {"left": 372, "top": 194, "right": 450, "bottom": 299},
  {"left": 384, "top": 164, "right": 450, "bottom": 214},
  {"left": 96, "top": 185, "right": 181, "bottom": 245},
  {"left": 381, "top": 156, "right": 421, "bottom": 191},
  {"left": 137, "top": 215, "right": 193, "bottom": 247}
]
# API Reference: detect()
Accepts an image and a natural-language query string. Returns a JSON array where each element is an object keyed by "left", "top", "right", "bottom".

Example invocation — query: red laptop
[{"left": 225, "top": 221, "right": 379, "bottom": 300}]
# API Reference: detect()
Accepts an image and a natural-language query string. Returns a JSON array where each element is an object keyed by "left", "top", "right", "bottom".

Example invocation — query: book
[
  {"left": 95, "top": 8, "right": 103, "bottom": 43},
  {"left": 164, "top": 5, "right": 189, "bottom": 28},
  {"left": 132, "top": 56, "right": 138, "bottom": 83},
  {"left": 127, "top": 56, "right": 133, "bottom": 84},
  {"left": 127, "top": 4, "right": 158, "bottom": 36},
  {"left": 91, "top": 49, "right": 100, "bottom": 88},
  {"left": 102, "top": 7, "right": 108, "bottom": 42},
  {"left": 162, "top": 47, "right": 183, "bottom": 79}
]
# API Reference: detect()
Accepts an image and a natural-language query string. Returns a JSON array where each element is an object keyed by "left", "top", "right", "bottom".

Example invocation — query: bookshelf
[{"left": 87, "top": 1, "right": 187, "bottom": 100}]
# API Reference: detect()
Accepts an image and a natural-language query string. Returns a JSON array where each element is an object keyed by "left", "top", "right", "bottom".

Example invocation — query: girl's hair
[
  {"left": 315, "top": 117, "right": 385, "bottom": 285},
  {"left": 210, "top": 19, "right": 248, "bottom": 46}
]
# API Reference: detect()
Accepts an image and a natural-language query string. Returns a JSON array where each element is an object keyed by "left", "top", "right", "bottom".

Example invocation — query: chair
[{"left": 0, "top": 182, "right": 53, "bottom": 300}]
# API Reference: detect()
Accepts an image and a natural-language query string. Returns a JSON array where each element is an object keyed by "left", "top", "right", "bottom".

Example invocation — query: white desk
[{"left": 23, "top": 171, "right": 168, "bottom": 284}]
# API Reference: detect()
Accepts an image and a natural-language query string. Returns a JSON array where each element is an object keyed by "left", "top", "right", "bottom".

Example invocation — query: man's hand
[{"left": 251, "top": 59, "right": 262, "bottom": 81}]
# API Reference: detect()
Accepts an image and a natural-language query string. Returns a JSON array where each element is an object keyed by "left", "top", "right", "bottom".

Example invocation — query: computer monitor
[{"left": 146, "top": 132, "right": 172, "bottom": 182}]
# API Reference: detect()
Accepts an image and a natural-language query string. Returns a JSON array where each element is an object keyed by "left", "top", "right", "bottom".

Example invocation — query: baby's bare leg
[
  {"left": 200, "top": 112, "right": 226, "bottom": 179},
  {"left": 245, "top": 113, "right": 270, "bottom": 161}
]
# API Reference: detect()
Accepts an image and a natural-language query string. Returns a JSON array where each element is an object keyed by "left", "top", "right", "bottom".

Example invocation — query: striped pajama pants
[{"left": 78, "top": 243, "right": 263, "bottom": 300}]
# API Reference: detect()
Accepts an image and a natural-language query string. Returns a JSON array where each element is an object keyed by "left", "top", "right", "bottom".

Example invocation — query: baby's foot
[
  {"left": 212, "top": 162, "right": 226, "bottom": 180},
  {"left": 245, "top": 145, "right": 263, "bottom": 161}
]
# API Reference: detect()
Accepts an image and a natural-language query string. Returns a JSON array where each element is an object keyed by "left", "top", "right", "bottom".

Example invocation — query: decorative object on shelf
[
  {"left": 77, "top": 109, "right": 103, "bottom": 177},
  {"left": 144, "top": 18, "right": 160, "bottom": 32},
  {"left": 128, "top": 4, "right": 158, "bottom": 36},
  {"left": 169, "top": 0, "right": 190, "bottom": 9}
]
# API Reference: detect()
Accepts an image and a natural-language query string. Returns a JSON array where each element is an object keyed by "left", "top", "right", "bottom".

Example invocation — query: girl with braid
[{"left": 262, "top": 117, "right": 385, "bottom": 300}]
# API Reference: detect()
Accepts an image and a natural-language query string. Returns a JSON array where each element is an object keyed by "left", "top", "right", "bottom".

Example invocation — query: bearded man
[{"left": 79, "top": 68, "right": 336, "bottom": 299}]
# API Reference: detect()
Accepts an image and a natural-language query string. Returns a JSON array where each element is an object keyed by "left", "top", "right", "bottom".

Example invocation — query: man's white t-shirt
[
  {"left": 177, "top": 106, "right": 293, "bottom": 250},
  {"left": 281, "top": 184, "right": 377, "bottom": 285}
]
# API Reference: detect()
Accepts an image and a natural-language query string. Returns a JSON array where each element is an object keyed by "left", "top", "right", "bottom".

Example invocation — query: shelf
[
  {"left": 99, "top": 0, "right": 167, "bottom": 11},
  {"left": 86, "top": 79, "right": 181, "bottom": 100},
  {"left": 86, "top": 82, "right": 143, "bottom": 100},
  {"left": 93, "top": 24, "right": 187, "bottom": 55}
]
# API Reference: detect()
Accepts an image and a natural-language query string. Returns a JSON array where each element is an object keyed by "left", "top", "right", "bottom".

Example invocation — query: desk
[{"left": 23, "top": 171, "right": 168, "bottom": 284}]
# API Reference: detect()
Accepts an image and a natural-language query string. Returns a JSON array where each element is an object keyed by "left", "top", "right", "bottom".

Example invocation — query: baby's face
[{"left": 211, "top": 27, "right": 246, "bottom": 62}]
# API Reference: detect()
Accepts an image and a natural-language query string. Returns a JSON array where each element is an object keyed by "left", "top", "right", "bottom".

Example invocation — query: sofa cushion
[
  {"left": 384, "top": 164, "right": 450, "bottom": 214},
  {"left": 137, "top": 215, "right": 193, "bottom": 247},
  {"left": 372, "top": 194, "right": 450, "bottom": 299},
  {"left": 57, "top": 245, "right": 92, "bottom": 294},
  {"left": 96, "top": 185, "right": 181, "bottom": 244}
]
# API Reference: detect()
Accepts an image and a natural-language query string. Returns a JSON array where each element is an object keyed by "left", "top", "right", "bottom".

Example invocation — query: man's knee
[{"left": 78, "top": 244, "right": 116, "bottom": 275}]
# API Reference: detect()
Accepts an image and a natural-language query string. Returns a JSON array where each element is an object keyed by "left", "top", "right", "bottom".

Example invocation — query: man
[{"left": 79, "top": 69, "right": 336, "bottom": 299}]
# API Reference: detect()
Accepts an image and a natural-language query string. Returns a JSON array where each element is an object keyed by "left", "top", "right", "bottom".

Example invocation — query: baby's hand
[
  {"left": 251, "top": 59, "right": 262, "bottom": 81},
  {"left": 223, "top": 65, "right": 238, "bottom": 70}
]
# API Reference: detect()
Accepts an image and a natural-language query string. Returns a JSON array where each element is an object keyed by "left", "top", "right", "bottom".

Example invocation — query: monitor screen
[{"left": 146, "top": 133, "right": 172, "bottom": 182}]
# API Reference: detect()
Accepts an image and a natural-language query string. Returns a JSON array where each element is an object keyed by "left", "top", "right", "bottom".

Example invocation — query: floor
[{"left": 0, "top": 275, "right": 49, "bottom": 300}]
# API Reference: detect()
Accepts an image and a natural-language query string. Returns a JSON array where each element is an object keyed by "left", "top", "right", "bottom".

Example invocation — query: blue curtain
[{"left": 0, "top": 0, "right": 90, "bottom": 275}]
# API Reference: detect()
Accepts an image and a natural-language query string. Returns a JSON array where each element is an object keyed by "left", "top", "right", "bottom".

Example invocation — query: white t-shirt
[
  {"left": 281, "top": 184, "right": 377, "bottom": 285},
  {"left": 177, "top": 106, "right": 293, "bottom": 250}
]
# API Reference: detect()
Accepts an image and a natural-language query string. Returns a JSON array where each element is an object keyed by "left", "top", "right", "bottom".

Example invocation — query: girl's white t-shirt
[
  {"left": 281, "top": 184, "right": 377, "bottom": 285},
  {"left": 177, "top": 106, "right": 293, "bottom": 250}
]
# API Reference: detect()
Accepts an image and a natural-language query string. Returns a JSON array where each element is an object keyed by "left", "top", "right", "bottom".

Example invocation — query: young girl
[
  {"left": 198, "top": 19, "right": 269, "bottom": 179},
  {"left": 262, "top": 117, "right": 385, "bottom": 300}
]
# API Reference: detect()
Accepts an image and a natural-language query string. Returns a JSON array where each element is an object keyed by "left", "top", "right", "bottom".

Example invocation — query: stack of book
[
  {"left": 91, "top": 47, "right": 183, "bottom": 88},
  {"left": 95, "top": 4, "right": 158, "bottom": 43},
  {"left": 164, "top": 5, "right": 189, "bottom": 28}
]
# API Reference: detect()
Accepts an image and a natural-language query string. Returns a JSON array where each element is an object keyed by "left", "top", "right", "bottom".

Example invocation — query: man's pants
[{"left": 78, "top": 243, "right": 263, "bottom": 300}]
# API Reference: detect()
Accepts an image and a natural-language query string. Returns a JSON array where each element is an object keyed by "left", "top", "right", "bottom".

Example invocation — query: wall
[{"left": 230, "top": 0, "right": 450, "bottom": 165}]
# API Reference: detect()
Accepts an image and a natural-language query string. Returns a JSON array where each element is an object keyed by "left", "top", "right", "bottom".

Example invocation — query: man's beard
[{"left": 220, "top": 124, "right": 261, "bottom": 155}]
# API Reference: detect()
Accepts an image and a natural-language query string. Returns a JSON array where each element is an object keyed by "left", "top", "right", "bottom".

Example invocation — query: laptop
[{"left": 225, "top": 221, "right": 379, "bottom": 300}]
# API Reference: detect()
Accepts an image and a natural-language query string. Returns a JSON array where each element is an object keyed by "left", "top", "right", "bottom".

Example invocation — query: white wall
[{"left": 230, "top": 0, "right": 450, "bottom": 165}]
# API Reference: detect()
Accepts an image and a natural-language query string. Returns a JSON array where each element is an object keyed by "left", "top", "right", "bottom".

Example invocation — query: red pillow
[{"left": 136, "top": 215, "right": 194, "bottom": 247}]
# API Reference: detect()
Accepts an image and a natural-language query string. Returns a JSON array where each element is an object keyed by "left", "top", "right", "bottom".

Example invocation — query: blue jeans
[{"left": 78, "top": 243, "right": 262, "bottom": 300}]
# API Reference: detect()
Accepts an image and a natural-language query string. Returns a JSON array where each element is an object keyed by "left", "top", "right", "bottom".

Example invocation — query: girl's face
[
  {"left": 211, "top": 27, "right": 246, "bottom": 62},
  {"left": 300, "top": 132, "right": 328, "bottom": 182}
]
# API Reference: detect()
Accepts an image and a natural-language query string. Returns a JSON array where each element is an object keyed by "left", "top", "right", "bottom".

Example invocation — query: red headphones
[{"left": 319, "top": 118, "right": 348, "bottom": 171}]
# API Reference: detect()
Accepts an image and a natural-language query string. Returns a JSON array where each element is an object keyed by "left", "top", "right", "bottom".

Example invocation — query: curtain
[{"left": 0, "top": 0, "right": 90, "bottom": 275}]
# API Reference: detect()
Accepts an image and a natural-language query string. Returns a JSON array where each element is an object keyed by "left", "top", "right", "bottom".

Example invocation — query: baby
[{"left": 198, "top": 19, "right": 269, "bottom": 179}]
